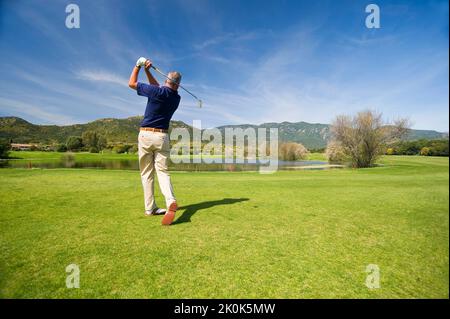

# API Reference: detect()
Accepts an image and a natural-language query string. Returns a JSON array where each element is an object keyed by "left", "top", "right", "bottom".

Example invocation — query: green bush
[
  {"left": 128, "top": 144, "right": 138, "bottom": 154},
  {"left": 391, "top": 139, "right": 449, "bottom": 156},
  {"left": 386, "top": 148, "right": 395, "bottom": 155},
  {"left": 0, "top": 139, "right": 11, "bottom": 159},
  {"left": 66, "top": 136, "right": 83, "bottom": 152},
  {"left": 428, "top": 140, "right": 449, "bottom": 156},
  {"left": 112, "top": 144, "right": 132, "bottom": 154},
  {"left": 56, "top": 143, "right": 67, "bottom": 152},
  {"left": 420, "top": 147, "right": 431, "bottom": 156}
]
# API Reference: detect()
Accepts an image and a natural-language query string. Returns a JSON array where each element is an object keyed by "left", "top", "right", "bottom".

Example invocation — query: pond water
[{"left": 0, "top": 157, "right": 337, "bottom": 171}]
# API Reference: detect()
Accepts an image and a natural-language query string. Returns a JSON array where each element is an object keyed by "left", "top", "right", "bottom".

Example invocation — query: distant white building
[{"left": 11, "top": 143, "right": 36, "bottom": 151}]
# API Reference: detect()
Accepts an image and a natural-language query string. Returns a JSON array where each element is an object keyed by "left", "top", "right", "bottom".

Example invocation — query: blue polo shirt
[{"left": 136, "top": 82, "right": 181, "bottom": 130}]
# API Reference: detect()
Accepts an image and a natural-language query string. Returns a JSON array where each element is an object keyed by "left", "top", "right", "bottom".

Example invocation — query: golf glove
[{"left": 136, "top": 57, "right": 147, "bottom": 68}]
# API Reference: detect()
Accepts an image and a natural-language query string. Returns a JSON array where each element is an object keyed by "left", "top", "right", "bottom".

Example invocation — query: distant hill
[
  {"left": 217, "top": 121, "right": 331, "bottom": 149},
  {"left": 217, "top": 122, "right": 448, "bottom": 149},
  {"left": 0, "top": 116, "right": 192, "bottom": 144},
  {"left": 0, "top": 116, "right": 447, "bottom": 148}
]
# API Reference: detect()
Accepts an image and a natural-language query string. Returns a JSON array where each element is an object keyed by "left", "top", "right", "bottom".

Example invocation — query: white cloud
[
  {"left": 76, "top": 70, "right": 128, "bottom": 86},
  {"left": 1, "top": 2, "right": 447, "bottom": 132},
  {"left": 0, "top": 65, "right": 143, "bottom": 125},
  {"left": 177, "top": 24, "right": 449, "bottom": 132},
  {"left": 0, "top": 97, "right": 78, "bottom": 125},
  {"left": 193, "top": 30, "right": 270, "bottom": 50}
]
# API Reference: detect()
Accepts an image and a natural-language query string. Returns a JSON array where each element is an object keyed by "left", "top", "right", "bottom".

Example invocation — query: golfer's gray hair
[{"left": 167, "top": 71, "right": 182, "bottom": 85}]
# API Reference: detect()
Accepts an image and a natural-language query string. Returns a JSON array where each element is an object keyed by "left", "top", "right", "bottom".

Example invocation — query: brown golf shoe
[{"left": 161, "top": 201, "right": 178, "bottom": 226}]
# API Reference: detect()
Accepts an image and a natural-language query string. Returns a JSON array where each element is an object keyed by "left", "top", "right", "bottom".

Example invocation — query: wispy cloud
[
  {"left": 0, "top": 1, "right": 448, "bottom": 132},
  {"left": 341, "top": 34, "right": 398, "bottom": 46},
  {"left": 76, "top": 70, "right": 128, "bottom": 86},
  {"left": 5, "top": 65, "right": 141, "bottom": 119},
  {"left": 193, "top": 30, "right": 270, "bottom": 50},
  {"left": 194, "top": 33, "right": 234, "bottom": 50},
  {"left": 0, "top": 97, "right": 78, "bottom": 125},
  {"left": 12, "top": 3, "right": 74, "bottom": 51},
  {"left": 186, "top": 24, "right": 449, "bottom": 131}
]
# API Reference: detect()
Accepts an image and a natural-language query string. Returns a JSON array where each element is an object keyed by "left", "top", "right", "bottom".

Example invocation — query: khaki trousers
[{"left": 138, "top": 130, "right": 176, "bottom": 212}]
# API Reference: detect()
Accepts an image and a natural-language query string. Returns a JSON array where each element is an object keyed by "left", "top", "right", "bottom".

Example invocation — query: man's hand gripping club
[{"left": 128, "top": 57, "right": 160, "bottom": 90}]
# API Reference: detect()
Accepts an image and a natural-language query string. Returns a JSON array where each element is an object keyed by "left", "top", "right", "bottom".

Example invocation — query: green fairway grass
[
  {"left": 306, "top": 152, "right": 327, "bottom": 161},
  {"left": 0, "top": 156, "right": 448, "bottom": 298}
]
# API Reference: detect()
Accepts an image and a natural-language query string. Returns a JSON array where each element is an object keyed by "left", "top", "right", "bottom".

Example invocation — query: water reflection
[{"left": 0, "top": 158, "right": 336, "bottom": 171}]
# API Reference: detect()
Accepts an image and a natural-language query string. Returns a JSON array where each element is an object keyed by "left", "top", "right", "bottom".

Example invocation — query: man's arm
[
  {"left": 128, "top": 66, "right": 140, "bottom": 90},
  {"left": 144, "top": 60, "right": 160, "bottom": 86}
]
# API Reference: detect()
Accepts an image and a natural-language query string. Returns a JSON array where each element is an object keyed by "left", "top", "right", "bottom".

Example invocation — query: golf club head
[{"left": 198, "top": 100, "right": 203, "bottom": 108}]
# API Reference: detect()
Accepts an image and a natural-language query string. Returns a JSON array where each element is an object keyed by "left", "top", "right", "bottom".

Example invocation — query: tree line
[
  {"left": 0, "top": 130, "right": 139, "bottom": 158},
  {"left": 386, "top": 139, "right": 448, "bottom": 156},
  {"left": 60, "top": 131, "right": 138, "bottom": 154},
  {"left": 1, "top": 111, "right": 448, "bottom": 165}
]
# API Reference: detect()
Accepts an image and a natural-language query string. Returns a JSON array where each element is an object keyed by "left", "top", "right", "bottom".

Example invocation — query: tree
[
  {"left": 97, "top": 135, "right": 107, "bottom": 151},
  {"left": 428, "top": 140, "right": 449, "bottom": 156},
  {"left": 330, "top": 110, "right": 409, "bottom": 168},
  {"left": 81, "top": 131, "right": 107, "bottom": 152},
  {"left": 81, "top": 131, "right": 98, "bottom": 149},
  {"left": 0, "top": 138, "right": 11, "bottom": 159},
  {"left": 66, "top": 136, "right": 83, "bottom": 151},
  {"left": 279, "top": 142, "right": 309, "bottom": 161},
  {"left": 388, "top": 139, "right": 449, "bottom": 156},
  {"left": 395, "top": 140, "right": 424, "bottom": 155}
]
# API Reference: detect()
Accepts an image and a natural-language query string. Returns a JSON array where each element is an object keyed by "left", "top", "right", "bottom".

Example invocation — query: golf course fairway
[{"left": 0, "top": 156, "right": 448, "bottom": 298}]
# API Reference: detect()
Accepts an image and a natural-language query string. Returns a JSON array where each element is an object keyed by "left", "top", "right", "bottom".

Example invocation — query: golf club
[{"left": 151, "top": 65, "right": 203, "bottom": 108}]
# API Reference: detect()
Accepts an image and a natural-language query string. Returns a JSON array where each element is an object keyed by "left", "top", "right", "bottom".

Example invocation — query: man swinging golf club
[{"left": 128, "top": 57, "right": 181, "bottom": 225}]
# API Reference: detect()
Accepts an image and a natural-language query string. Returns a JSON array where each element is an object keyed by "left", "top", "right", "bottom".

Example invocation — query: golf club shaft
[{"left": 151, "top": 65, "right": 200, "bottom": 101}]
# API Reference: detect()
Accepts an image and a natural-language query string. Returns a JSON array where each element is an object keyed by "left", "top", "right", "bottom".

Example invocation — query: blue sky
[{"left": 0, "top": 0, "right": 448, "bottom": 131}]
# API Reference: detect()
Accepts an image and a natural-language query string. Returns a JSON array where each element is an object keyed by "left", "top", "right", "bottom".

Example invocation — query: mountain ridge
[{"left": 0, "top": 116, "right": 448, "bottom": 149}]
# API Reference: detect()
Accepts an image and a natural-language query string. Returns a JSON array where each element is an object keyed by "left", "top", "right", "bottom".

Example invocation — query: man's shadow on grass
[{"left": 172, "top": 198, "right": 249, "bottom": 225}]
